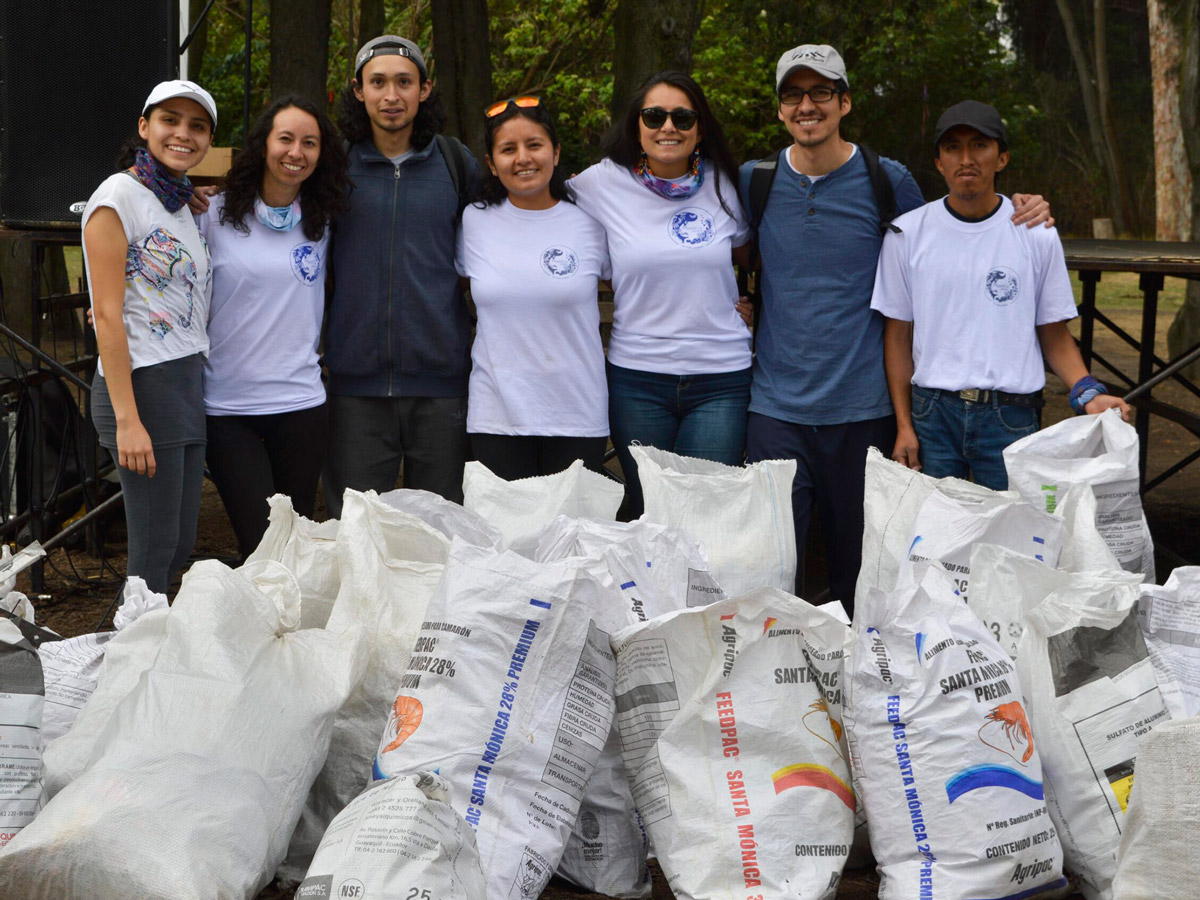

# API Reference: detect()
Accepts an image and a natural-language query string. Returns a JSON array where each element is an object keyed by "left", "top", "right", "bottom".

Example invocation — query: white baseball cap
[{"left": 142, "top": 79, "right": 218, "bottom": 128}]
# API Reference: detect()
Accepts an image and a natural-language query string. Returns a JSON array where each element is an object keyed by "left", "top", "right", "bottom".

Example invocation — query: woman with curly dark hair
[
  {"left": 197, "top": 94, "right": 349, "bottom": 558},
  {"left": 569, "top": 71, "right": 753, "bottom": 519},
  {"left": 456, "top": 97, "right": 610, "bottom": 479}
]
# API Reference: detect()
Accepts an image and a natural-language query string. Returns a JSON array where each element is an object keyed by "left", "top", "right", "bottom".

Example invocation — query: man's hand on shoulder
[
  {"left": 1085, "top": 394, "right": 1131, "bottom": 421},
  {"left": 1011, "top": 193, "right": 1054, "bottom": 229},
  {"left": 188, "top": 184, "right": 218, "bottom": 216}
]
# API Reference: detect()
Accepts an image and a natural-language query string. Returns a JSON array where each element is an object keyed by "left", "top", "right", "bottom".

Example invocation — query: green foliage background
[{"left": 194, "top": 0, "right": 1154, "bottom": 236}]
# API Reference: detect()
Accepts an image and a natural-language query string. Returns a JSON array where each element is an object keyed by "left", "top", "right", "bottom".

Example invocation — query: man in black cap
[
  {"left": 322, "top": 35, "right": 479, "bottom": 515},
  {"left": 870, "top": 100, "right": 1128, "bottom": 489}
]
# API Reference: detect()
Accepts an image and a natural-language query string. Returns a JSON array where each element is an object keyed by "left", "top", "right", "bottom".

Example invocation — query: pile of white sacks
[{"left": 0, "top": 410, "right": 1195, "bottom": 900}]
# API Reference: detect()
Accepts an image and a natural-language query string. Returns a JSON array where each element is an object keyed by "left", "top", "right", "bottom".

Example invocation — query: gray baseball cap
[
  {"left": 775, "top": 44, "right": 848, "bottom": 91},
  {"left": 354, "top": 35, "right": 428, "bottom": 81}
]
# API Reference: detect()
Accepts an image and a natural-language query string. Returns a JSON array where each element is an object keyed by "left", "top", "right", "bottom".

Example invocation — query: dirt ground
[{"left": 14, "top": 299, "right": 1193, "bottom": 899}]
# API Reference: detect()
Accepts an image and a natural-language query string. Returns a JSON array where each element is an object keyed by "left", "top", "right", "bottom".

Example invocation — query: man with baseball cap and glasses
[
  {"left": 871, "top": 100, "right": 1128, "bottom": 489},
  {"left": 321, "top": 35, "right": 479, "bottom": 515},
  {"left": 739, "top": 45, "right": 1054, "bottom": 611}
]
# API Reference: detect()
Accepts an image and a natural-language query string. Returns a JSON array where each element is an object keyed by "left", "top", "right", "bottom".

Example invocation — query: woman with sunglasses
[
  {"left": 196, "top": 95, "right": 349, "bottom": 559},
  {"left": 83, "top": 80, "right": 217, "bottom": 593},
  {"left": 455, "top": 96, "right": 611, "bottom": 479},
  {"left": 569, "top": 70, "right": 751, "bottom": 518}
]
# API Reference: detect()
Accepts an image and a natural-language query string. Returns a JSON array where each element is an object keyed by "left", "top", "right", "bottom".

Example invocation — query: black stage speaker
[{"left": 0, "top": 1, "right": 178, "bottom": 227}]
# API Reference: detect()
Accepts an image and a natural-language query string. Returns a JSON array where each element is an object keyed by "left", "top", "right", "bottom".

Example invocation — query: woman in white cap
[{"left": 82, "top": 80, "right": 216, "bottom": 593}]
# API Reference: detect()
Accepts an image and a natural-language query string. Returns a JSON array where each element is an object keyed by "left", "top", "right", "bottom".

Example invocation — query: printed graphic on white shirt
[{"left": 668, "top": 207, "right": 715, "bottom": 247}]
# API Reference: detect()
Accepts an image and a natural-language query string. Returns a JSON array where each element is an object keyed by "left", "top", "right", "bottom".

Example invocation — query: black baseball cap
[{"left": 934, "top": 101, "right": 1008, "bottom": 149}]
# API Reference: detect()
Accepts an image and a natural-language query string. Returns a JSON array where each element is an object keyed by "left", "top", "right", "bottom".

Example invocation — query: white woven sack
[
  {"left": 380, "top": 487, "right": 504, "bottom": 549},
  {"left": 299, "top": 772, "right": 486, "bottom": 900},
  {"left": 895, "top": 479, "right": 1064, "bottom": 607},
  {"left": 1111, "top": 716, "right": 1200, "bottom": 900},
  {"left": 613, "top": 588, "right": 854, "bottom": 900},
  {"left": 372, "top": 540, "right": 617, "bottom": 900},
  {"left": 463, "top": 459, "right": 623, "bottom": 557},
  {"left": 278, "top": 489, "right": 449, "bottom": 886},
  {"left": 245, "top": 493, "right": 341, "bottom": 629},
  {"left": 1055, "top": 483, "right": 1123, "bottom": 572},
  {"left": 1135, "top": 566, "right": 1200, "bottom": 719},
  {"left": 535, "top": 517, "right": 723, "bottom": 898},
  {"left": 0, "top": 617, "right": 43, "bottom": 849},
  {"left": 845, "top": 566, "right": 1067, "bottom": 900},
  {"left": 969, "top": 545, "right": 1140, "bottom": 661},
  {"left": 856, "top": 448, "right": 1019, "bottom": 604},
  {"left": 37, "top": 577, "right": 167, "bottom": 745},
  {"left": 632, "top": 446, "right": 796, "bottom": 596},
  {"left": 1003, "top": 409, "right": 1154, "bottom": 580},
  {"left": 1016, "top": 566, "right": 1171, "bottom": 900},
  {"left": 0, "top": 560, "right": 366, "bottom": 900},
  {"left": 42, "top": 590, "right": 169, "bottom": 798}
]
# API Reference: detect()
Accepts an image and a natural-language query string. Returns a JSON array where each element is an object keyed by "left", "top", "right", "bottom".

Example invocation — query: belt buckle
[{"left": 959, "top": 389, "right": 981, "bottom": 403}]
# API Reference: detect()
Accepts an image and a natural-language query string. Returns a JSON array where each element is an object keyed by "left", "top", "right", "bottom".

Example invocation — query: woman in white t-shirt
[
  {"left": 197, "top": 95, "right": 349, "bottom": 559},
  {"left": 456, "top": 97, "right": 611, "bottom": 480},
  {"left": 569, "top": 71, "right": 752, "bottom": 517},
  {"left": 84, "top": 80, "right": 217, "bottom": 593}
]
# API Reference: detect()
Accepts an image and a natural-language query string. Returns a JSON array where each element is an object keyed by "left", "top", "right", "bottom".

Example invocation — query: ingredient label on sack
[
  {"left": 39, "top": 633, "right": 112, "bottom": 742},
  {"left": 1137, "top": 577, "right": 1200, "bottom": 719},
  {"left": 612, "top": 638, "right": 678, "bottom": 824},
  {"left": 0, "top": 618, "right": 44, "bottom": 848},
  {"left": 1061, "top": 478, "right": 1142, "bottom": 572}
]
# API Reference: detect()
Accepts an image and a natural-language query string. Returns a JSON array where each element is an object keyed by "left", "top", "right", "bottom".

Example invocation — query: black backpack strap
[
  {"left": 436, "top": 133, "right": 470, "bottom": 219},
  {"left": 738, "top": 155, "right": 782, "bottom": 349},
  {"left": 859, "top": 144, "right": 901, "bottom": 235}
]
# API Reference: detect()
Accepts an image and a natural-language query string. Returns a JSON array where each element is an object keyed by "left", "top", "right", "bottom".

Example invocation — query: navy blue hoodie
[{"left": 325, "top": 136, "right": 478, "bottom": 397}]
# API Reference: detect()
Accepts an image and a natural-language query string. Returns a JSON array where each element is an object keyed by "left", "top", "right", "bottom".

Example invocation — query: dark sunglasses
[
  {"left": 639, "top": 106, "right": 699, "bottom": 131},
  {"left": 486, "top": 95, "right": 542, "bottom": 118}
]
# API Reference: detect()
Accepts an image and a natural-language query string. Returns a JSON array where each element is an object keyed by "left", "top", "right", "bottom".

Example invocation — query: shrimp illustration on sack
[{"left": 380, "top": 695, "right": 424, "bottom": 754}]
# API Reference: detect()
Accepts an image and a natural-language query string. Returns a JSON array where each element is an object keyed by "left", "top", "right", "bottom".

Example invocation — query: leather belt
[{"left": 922, "top": 387, "right": 1045, "bottom": 409}]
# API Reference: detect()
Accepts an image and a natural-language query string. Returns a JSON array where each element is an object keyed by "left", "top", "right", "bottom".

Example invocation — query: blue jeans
[
  {"left": 607, "top": 362, "right": 751, "bottom": 519},
  {"left": 911, "top": 385, "right": 1040, "bottom": 491}
]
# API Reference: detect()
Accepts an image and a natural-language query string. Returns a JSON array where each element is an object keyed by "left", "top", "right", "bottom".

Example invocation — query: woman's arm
[{"left": 85, "top": 207, "right": 156, "bottom": 477}]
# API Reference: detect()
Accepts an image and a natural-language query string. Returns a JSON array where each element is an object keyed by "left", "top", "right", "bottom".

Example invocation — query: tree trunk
[
  {"left": 1147, "top": 0, "right": 1192, "bottom": 240},
  {"left": 269, "top": 0, "right": 332, "bottom": 105},
  {"left": 1055, "top": 0, "right": 1128, "bottom": 233},
  {"left": 1093, "top": 0, "right": 1139, "bottom": 233},
  {"left": 1166, "top": 0, "right": 1200, "bottom": 375},
  {"left": 430, "top": 0, "right": 492, "bottom": 160},
  {"left": 358, "top": 0, "right": 386, "bottom": 54},
  {"left": 185, "top": 0, "right": 209, "bottom": 83},
  {"left": 611, "top": 0, "right": 702, "bottom": 118}
]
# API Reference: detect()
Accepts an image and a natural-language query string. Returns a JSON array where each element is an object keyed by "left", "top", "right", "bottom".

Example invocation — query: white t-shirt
[
  {"left": 82, "top": 173, "right": 211, "bottom": 375},
  {"left": 870, "top": 195, "right": 1078, "bottom": 394},
  {"left": 569, "top": 158, "right": 752, "bottom": 374},
  {"left": 456, "top": 199, "right": 611, "bottom": 436},
  {"left": 197, "top": 195, "right": 329, "bottom": 415}
]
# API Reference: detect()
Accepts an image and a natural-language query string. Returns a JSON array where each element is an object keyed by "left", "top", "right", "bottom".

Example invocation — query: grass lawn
[{"left": 1068, "top": 270, "right": 1189, "bottom": 312}]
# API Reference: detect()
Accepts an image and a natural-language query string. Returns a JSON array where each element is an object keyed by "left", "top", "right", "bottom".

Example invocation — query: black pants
[
  {"left": 745, "top": 412, "right": 897, "bottom": 614},
  {"left": 205, "top": 404, "right": 328, "bottom": 559},
  {"left": 469, "top": 433, "right": 608, "bottom": 481}
]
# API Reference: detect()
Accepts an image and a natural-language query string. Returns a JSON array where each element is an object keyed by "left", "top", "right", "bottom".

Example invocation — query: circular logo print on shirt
[
  {"left": 668, "top": 207, "right": 716, "bottom": 247},
  {"left": 540, "top": 246, "right": 579, "bottom": 278},
  {"left": 985, "top": 267, "right": 1019, "bottom": 306},
  {"left": 290, "top": 243, "right": 323, "bottom": 285}
]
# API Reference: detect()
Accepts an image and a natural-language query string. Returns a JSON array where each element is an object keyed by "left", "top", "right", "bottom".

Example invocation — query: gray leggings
[{"left": 108, "top": 442, "right": 206, "bottom": 594}]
